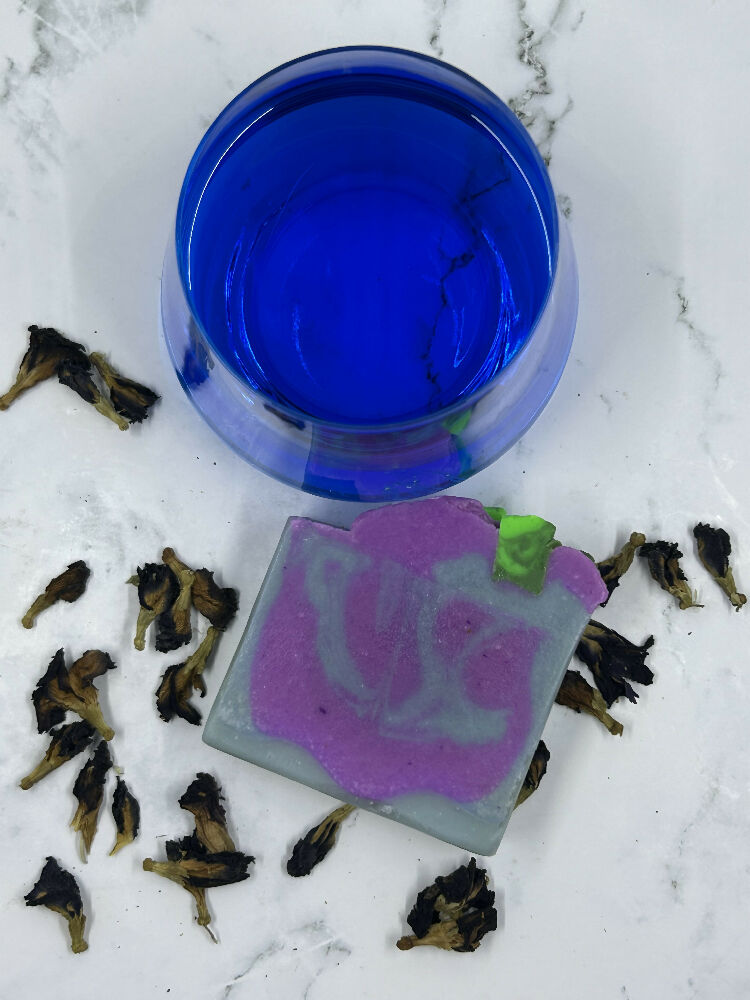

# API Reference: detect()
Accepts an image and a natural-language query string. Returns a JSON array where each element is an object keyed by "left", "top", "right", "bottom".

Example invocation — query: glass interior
[{"left": 178, "top": 67, "right": 555, "bottom": 425}]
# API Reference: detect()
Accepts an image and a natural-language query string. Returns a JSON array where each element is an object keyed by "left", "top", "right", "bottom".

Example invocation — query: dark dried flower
[
  {"left": 90, "top": 352, "right": 160, "bottom": 423},
  {"left": 143, "top": 774, "right": 253, "bottom": 940},
  {"left": 24, "top": 856, "right": 88, "bottom": 954},
  {"left": 155, "top": 627, "right": 220, "bottom": 725},
  {"left": 31, "top": 650, "right": 69, "bottom": 732},
  {"left": 693, "top": 523, "right": 746, "bottom": 611},
  {"left": 397, "top": 857, "right": 497, "bottom": 953},
  {"left": 20, "top": 720, "right": 96, "bottom": 789},
  {"left": 156, "top": 548, "right": 195, "bottom": 652},
  {"left": 639, "top": 540, "right": 701, "bottom": 610},
  {"left": 21, "top": 560, "right": 91, "bottom": 629},
  {"left": 32, "top": 648, "right": 117, "bottom": 740},
  {"left": 514, "top": 741, "right": 550, "bottom": 808},
  {"left": 143, "top": 848, "right": 253, "bottom": 941},
  {"left": 192, "top": 569, "right": 238, "bottom": 630},
  {"left": 57, "top": 355, "right": 129, "bottom": 430},
  {"left": 0, "top": 325, "right": 86, "bottom": 410},
  {"left": 596, "top": 531, "right": 646, "bottom": 604},
  {"left": 71, "top": 741, "right": 112, "bottom": 861},
  {"left": 179, "top": 773, "right": 235, "bottom": 853},
  {"left": 110, "top": 777, "right": 141, "bottom": 856},
  {"left": 576, "top": 621, "right": 654, "bottom": 706},
  {"left": 128, "top": 562, "right": 179, "bottom": 651},
  {"left": 555, "top": 670, "right": 624, "bottom": 736},
  {"left": 163, "top": 849, "right": 253, "bottom": 889},
  {"left": 287, "top": 803, "right": 356, "bottom": 877}
]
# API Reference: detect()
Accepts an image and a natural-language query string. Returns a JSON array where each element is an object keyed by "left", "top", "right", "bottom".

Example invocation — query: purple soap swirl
[{"left": 250, "top": 498, "right": 605, "bottom": 802}]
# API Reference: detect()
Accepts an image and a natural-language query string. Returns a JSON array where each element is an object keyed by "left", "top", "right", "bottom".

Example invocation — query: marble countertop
[{"left": 1, "top": 2, "right": 749, "bottom": 998}]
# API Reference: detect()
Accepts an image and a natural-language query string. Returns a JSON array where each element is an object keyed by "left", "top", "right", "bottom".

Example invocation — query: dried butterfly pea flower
[
  {"left": 56, "top": 355, "right": 129, "bottom": 430},
  {"left": 169, "top": 848, "right": 253, "bottom": 889},
  {"left": 128, "top": 562, "right": 179, "bottom": 651},
  {"left": 155, "top": 627, "right": 220, "bottom": 725},
  {"left": 21, "top": 560, "right": 91, "bottom": 629},
  {"left": 32, "top": 648, "right": 117, "bottom": 740},
  {"left": 143, "top": 846, "right": 253, "bottom": 942},
  {"left": 596, "top": 531, "right": 646, "bottom": 604},
  {"left": 555, "top": 670, "right": 624, "bottom": 736},
  {"left": 153, "top": 836, "right": 214, "bottom": 938},
  {"left": 576, "top": 621, "right": 654, "bottom": 706},
  {"left": 110, "top": 777, "right": 141, "bottom": 856},
  {"left": 286, "top": 802, "right": 356, "bottom": 877},
  {"left": 514, "top": 741, "right": 550, "bottom": 808},
  {"left": 19, "top": 720, "right": 95, "bottom": 789},
  {"left": 178, "top": 772, "right": 235, "bottom": 853},
  {"left": 31, "top": 649, "right": 68, "bottom": 733},
  {"left": 71, "top": 741, "right": 112, "bottom": 861},
  {"left": 397, "top": 857, "right": 497, "bottom": 952},
  {"left": 90, "top": 352, "right": 160, "bottom": 423},
  {"left": 693, "top": 522, "right": 746, "bottom": 611},
  {"left": 143, "top": 774, "right": 254, "bottom": 940},
  {"left": 24, "top": 856, "right": 88, "bottom": 954},
  {"left": 192, "top": 569, "right": 239, "bottom": 630},
  {"left": 0, "top": 325, "right": 86, "bottom": 410},
  {"left": 156, "top": 548, "right": 195, "bottom": 652},
  {"left": 639, "top": 540, "right": 701, "bottom": 610}
]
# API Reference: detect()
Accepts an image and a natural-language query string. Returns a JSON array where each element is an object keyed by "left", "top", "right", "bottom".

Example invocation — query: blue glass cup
[{"left": 161, "top": 46, "right": 577, "bottom": 501}]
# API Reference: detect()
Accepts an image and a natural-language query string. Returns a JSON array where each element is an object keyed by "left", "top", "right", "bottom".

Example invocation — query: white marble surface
[{"left": 1, "top": 2, "right": 749, "bottom": 997}]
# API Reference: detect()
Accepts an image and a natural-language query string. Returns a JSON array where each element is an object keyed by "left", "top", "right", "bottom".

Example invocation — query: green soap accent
[
  {"left": 442, "top": 408, "right": 473, "bottom": 435},
  {"left": 492, "top": 513, "right": 560, "bottom": 594},
  {"left": 483, "top": 506, "right": 506, "bottom": 526}
]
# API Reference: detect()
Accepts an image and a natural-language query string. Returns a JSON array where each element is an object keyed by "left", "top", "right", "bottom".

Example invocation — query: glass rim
[{"left": 174, "top": 44, "right": 560, "bottom": 434}]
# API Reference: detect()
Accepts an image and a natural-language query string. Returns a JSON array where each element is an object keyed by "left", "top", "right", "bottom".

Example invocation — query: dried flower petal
[
  {"left": 20, "top": 720, "right": 95, "bottom": 789},
  {"left": 192, "top": 569, "right": 238, "bottom": 630},
  {"left": 555, "top": 670, "right": 624, "bottom": 736},
  {"left": 128, "top": 562, "right": 179, "bottom": 650},
  {"left": 286, "top": 803, "right": 356, "bottom": 877},
  {"left": 31, "top": 649, "right": 69, "bottom": 732},
  {"left": 90, "top": 352, "right": 159, "bottom": 423},
  {"left": 452, "top": 907, "right": 499, "bottom": 952},
  {"left": 57, "top": 355, "right": 129, "bottom": 430},
  {"left": 514, "top": 740, "right": 550, "bottom": 808},
  {"left": 110, "top": 777, "right": 141, "bottom": 856},
  {"left": 21, "top": 560, "right": 91, "bottom": 629},
  {"left": 639, "top": 540, "right": 701, "bottom": 610},
  {"left": 596, "top": 531, "right": 646, "bottom": 604},
  {"left": 0, "top": 325, "right": 87, "bottom": 410},
  {"left": 179, "top": 773, "right": 235, "bottom": 853},
  {"left": 397, "top": 857, "right": 497, "bottom": 953},
  {"left": 576, "top": 621, "right": 654, "bottom": 706},
  {"left": 156, "top": 548, "right": 195, "bottom": 652},
  {"left": 143, "top": 774, "right": 254, "bottom": 940},
  {"left": 142, "top": 850, "right": 253, "bottom": 940},
  {"left": 71, "top": 741, "right": 112, "bottom": 861},
  {"left": 24, "top": 856, "right": 88, "bottom": 954},
  {"left": 693, "top": 523, "right": 746, "bottom": 611},
  {"left": 155, "top": 627, "right": 220, "bottom": 725},
  {"left": 32, "top": 647, "right": 118, "bottom": 740}
]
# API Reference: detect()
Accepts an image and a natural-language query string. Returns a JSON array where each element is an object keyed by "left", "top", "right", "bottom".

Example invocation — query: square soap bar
[{"left": 204, "top": 497, "right": 606, "bottom": 855}]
